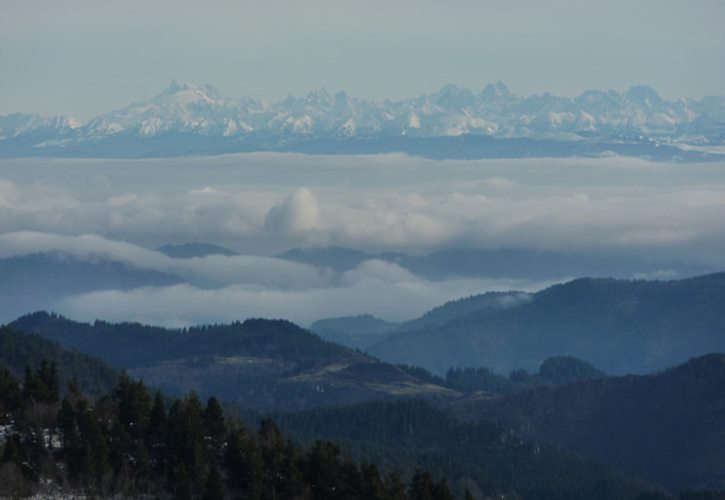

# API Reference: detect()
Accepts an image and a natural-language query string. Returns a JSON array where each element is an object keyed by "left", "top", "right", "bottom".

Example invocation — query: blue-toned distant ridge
[{"left": 1, "top": 81, "right": 723, "bottom": 161}]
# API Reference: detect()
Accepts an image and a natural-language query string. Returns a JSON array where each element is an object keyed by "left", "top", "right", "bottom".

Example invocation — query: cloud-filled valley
[
  {"left": 0, "top": 230, "right": 557, "bottom": 326},
  {"left": 1, "top": 153, "right": 724, "bottom": 326}
]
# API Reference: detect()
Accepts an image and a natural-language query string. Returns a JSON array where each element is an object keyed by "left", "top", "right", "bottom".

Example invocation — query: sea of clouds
[{"left": 1, "top": 153, "right": 724, "bottom": 326}]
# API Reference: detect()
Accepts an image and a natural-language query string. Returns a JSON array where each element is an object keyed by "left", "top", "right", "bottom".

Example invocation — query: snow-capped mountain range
[{"left": 1, "top": 81, "right": 724, "bottom": 160}]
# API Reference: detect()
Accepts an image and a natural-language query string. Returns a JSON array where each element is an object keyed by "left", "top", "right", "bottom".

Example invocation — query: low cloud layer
[
  {"left": 1, "top": 154, "right": 724, "bottom": 265},
  {"left": 1, "top": 153, "right": 724, "bottom": 326},
  {"left": 58, "top": 267, "right": 554, "bottom": 328},
  {"left": 0, "top": 231, "right": 330, "bottom": 289},
  {"left": 0, "top": 230, "right": 558, "bottom": 326}
]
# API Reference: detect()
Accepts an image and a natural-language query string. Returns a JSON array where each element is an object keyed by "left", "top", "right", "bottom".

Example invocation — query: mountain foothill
[{"left": 2, "top": 270, "right": 725, "bottom": 497}]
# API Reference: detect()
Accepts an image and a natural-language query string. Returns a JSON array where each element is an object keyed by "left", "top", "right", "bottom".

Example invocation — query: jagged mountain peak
[
  {"left": 161, "top": 79, "right": 218, "bottom": 95},
  {"left": 480, "top": 81, "right": 512, "bottom": 100},
  {"left": 436, "top": 83, "right": 468, "bottom": 95},
  {"left": 305, "top": 87, "right": 334, "bottom": 106},
  {"left": 575, "top": 89, "right": 621, "bottom": 106},
  {"left": 334, "top": 90, "right": 353, "bottom": 106},
  {"left": 432, "top": 84, "right": 477, "bottom": 109},
  {"left": 156, "top": 80, "right": 223, "bottom": 103},
  {"left": 0, "top": 113, "right": 81, "bottom": 139},
  {"left": 625, "top": 85, "right": 663, "bottom": 107},
  {"left": 163, "top": 79, "right": 196, "bottom": 94},
  {"left": 2, "top": 81, "right": 724, "bottom": 156}
]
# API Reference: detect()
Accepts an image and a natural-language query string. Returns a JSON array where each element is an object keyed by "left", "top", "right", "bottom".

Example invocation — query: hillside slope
[
  {"left": 275, "top": 399, "right": 655, "bottom": 499},
  {"left": 9, "top": 312, "right": 459, "bottom": 411},
  {"left": 452, "top": 353, "right": 725, "bottom": 491},
  {"left": 0, "top": 326, "right": 119, "bottom": 397},
  {"left": 366, "top": 273, "right": 725, "bottom": 374}
]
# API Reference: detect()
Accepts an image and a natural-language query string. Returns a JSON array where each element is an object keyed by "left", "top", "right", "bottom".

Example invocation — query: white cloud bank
[
  {"left": 264, "top": 187, "right": 320, "bottom": 234},
  {"left": 0, "top": 230, "right": 557, "bottom": 326},
  {"left": 58, "top": 265, "right": 555, "bottom": 328},
  {"left": 0, "top": 231, "right": 330, "bottom": 289},
  {"left": 1, "top": 154, "right": 724, "bottom": 264},
  {"left": 1, "top": 153, "right": 724, "bottom": 326}
]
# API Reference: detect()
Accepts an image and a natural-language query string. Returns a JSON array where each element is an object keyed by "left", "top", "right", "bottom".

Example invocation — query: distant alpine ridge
[{"left": 1, "top": 81, "right": 724, "bottom": 160}]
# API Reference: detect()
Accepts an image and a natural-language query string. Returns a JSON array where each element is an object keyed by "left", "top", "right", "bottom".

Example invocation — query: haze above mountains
[{"left": 1, "top": 81, "right": 724, "bottom": 160}]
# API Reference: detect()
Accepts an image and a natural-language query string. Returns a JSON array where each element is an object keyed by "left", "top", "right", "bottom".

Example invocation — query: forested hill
[
  {"left": 453, "top": 353, "right": 725, "bottom": 491},
  {"left": 365, "top": 272, "right": 725, "bottom": 375},
  {"left": 0, "top": 360, "right": 463, "bottom": 499},
  {"left": 0, "top": 326, "right": 119, "bottom": 397},
  {"left": 0, "top": 356, "right": 659, "bottom": 499},
  {"left": 273, "top": 398, "right": 656, "bottom": 499},
  {"left": 0, "top": 322, "right": 725, "bottom": 500},
  {"left": 8, "top": 312, "right": 459, "bottom": 411},
  {"left": 10, "top": 312, "right": 351, "bottom": 370},
  {"left": 0, "top": 316, "right": 653, "bottom": 499}
]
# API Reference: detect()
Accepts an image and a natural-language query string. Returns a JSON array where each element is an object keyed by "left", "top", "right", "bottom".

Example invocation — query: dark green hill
[
  {"left": 366, "top": 273, "right": 725, "bottom": 375},
  {"left": 452, "top": 353, "right": 725, "bottom": 491},
  {"left": 275, "top": 399, "right": 655, "bottom": 499},
  {"left": 1, "top": 360, "right": 459, "bottom": 499},
  {"left": 9, "top": 312, "right": 459, "bottom": 411},
  {"left": 538, "top": 355, "right": 606, "bottom": 385},
  {"left": 308, "top": 292, "right": 534, "bottom": 352},
  {"left": 11, "top": 312, "right": 351, "bottom": 369},
  {"left": 0, "top": 326, "right": 119, "bottom": 397},
  {"left": 442, "top": 355, "right": 605, "bottom": 396}
]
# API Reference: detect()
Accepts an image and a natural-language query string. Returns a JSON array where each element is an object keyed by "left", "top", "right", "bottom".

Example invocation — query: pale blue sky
[{"left": 1, "top": 0, "right": 724, "bottom": 121}]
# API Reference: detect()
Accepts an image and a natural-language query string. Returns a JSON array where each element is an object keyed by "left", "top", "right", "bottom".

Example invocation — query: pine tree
[
  {"left": 384, "top": 471, "right": 407, "bottom": 500},
  {"left": 431, "top": 477, "right": 455, "bottom": 500},
  {"left": 148, "top": 391, "right": 167, "bottom": 443},
  {"left": 409, "top": 469, "right": 435, "bottom": 500},
  {"left": 338, "top": 456, "right": 363, "bottom": 499},
  {"left": 184, "top": 391, "right": 207, "bottom": 488},
  {"left": 203, "top": 466, "right": 225, "bottom": 500},
  {"left": 360, "top": 462, "right": 385, "bottom": 500},
  {"left": 204, "top": 396, "right": 226, "bottom": 453},
  {"left": 0, "top": 367, "right": 21, "bottom": 416},
  {"left": 225, "top": 424, "right": 262, "bottom": 496},
  {"left": 258, "top": 418, "right": 288, "bottom": 498},
  {"left": 115, "top": 374, "right": 152, "bottom": 439},
  {"left": 2, "top": 434, "right": 24, "bottom": 466},
  {"left": 304, "top": 440, "right": 341, "bottom": 500}
]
